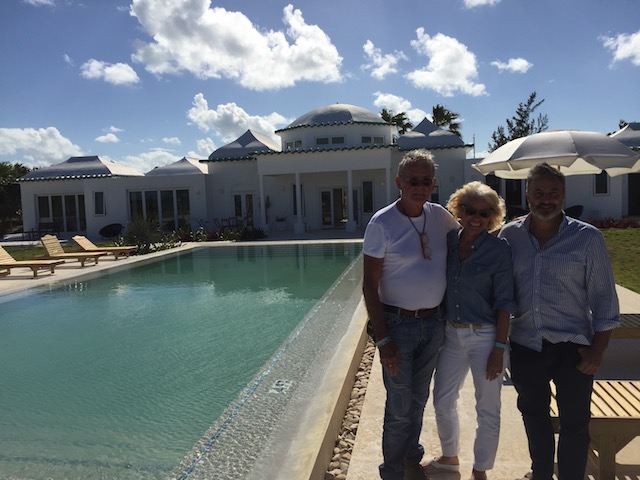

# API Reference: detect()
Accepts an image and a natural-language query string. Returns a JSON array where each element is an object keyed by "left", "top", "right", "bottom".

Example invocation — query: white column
[
  {"left": 386, "top": 167, "right": 392, "bottom": 204},
  {"left": 259, "top": 174, "right": 268, "bottom": 232},
  {"left": 294, "top": 172, "right": 305, "bottom": 234},
  {"left": 346, "top": 169, "right": 356, "bottom": 232}
]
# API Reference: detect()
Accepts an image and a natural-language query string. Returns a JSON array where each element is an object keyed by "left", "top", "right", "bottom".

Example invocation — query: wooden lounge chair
[
  {"left": 72, "top": 235, "right": 136, "bottom": 259},
  {"left": 40, "top": 234, "right": 107, "bottom": 267},
  {"left": 0, "top": 245, "right": 65, "bottom": 278}
]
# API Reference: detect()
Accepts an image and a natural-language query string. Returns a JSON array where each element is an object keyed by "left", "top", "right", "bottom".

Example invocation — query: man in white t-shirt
[{"left": 363, "top": 149, "right": 459, "bottom": 480}]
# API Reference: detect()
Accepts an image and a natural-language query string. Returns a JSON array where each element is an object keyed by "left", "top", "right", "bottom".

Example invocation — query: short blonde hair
[{"left": 446, "top": 181, "right": 506, "bottom": 232}]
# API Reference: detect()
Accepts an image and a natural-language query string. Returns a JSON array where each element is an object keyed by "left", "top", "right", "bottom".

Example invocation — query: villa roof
[
  {"left": 18, "top": 155, "right": 144, "bottom": 182},
  {"left": 276, "top": 103, "right": 389, "bottom": 133},
  {"left": 397, "top": 118, "right": 467, "bottom": 150},
  {"left": 206, "top": 129, "right": 281, "bottom": 162},
  {"left": 610, "top": 122, "right": 640, "bottom": 149},
  {"left": 145, "top": 157, "right": 207, "bottom": 175}
]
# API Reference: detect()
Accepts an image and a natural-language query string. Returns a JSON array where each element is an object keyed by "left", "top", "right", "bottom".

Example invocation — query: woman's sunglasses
[{"left": 462, "top": 206, "right": 492, "bottom": 218}]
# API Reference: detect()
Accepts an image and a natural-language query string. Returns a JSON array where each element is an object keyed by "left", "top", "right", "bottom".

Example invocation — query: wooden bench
[
  {"left": 550, "top": 380, "right": 640, "bottom": 480},
  {"left": 610, "top": 313, "right": 640, "bottom": 339}
]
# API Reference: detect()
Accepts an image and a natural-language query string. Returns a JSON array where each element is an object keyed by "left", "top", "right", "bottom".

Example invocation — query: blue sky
[{"left": 1, "top": 0, "right": 639, "bottom": 173}]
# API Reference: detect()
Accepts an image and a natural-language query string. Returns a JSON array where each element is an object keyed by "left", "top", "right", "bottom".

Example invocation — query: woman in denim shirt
[{"left": 422, "top": 181, "right": 515, "bottom": 480}]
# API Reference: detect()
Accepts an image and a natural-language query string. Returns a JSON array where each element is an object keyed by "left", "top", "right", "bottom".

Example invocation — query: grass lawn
[
  {"left": 3, "top": 229, "right": 640, "bottom": 294},
  {"left": 601, "top": 228, "right": 640, "bottom": 294}
]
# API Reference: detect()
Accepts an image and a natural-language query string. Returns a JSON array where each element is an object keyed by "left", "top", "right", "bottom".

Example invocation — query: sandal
[{"left": 422, "top": 458, "right": 460, "bottom": 473}]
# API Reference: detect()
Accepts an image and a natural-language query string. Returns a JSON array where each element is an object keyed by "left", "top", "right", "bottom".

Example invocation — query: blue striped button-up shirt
[{"left": 498, "top": 214, "right": 620, "bottom": 352}]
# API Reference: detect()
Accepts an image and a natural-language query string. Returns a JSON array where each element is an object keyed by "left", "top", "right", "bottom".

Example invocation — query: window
[
  {"left": 594, "top": 172, "right": 609, "bottom": 195},
  {"left": 128, "top": 189, "right": 190, "bottom": 230},
  {"left": 316, "top": 137, "right": 329, "bottom": 146},
  {"left": 362, "top": 136, "right": 384, "bottom": 145},
  {"left": 94, "top": 191, "right": 105, "bottom": 216},
  {"left": 362, "top": 181, "right": 374, "bottom": 213},
  {"left": 331, "top": 136, "right": 345, "bottom": 144},
  {"left": 485, "top": 175, "right": 501, "bottom": 196},
  {"left": 285, "top": 140, "right": 302, "bottom": 150},
  {"left": 36, "top": 194, "right": 85, "bottom": 233}
]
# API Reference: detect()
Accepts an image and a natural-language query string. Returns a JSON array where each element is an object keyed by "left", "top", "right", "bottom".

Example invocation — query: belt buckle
[{"left": 414, "top": 309, "right": 422, "bottom": 318}]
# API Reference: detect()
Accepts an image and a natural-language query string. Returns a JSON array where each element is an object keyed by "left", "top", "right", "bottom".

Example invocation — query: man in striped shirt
[{"left": 498, "top": 162, "right": 620, "bottom": 480}]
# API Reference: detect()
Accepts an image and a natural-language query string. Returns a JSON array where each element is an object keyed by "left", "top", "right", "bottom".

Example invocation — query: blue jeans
[
  {"left": 379, "top": 310, "right": 445, "bottom": 480},
  {"left": 510, "top": 341, "right": 593, "bottom": 480}
]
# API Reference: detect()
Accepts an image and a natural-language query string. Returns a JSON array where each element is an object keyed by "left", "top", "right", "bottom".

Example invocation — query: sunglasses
[
  {"left": 403, "top": 177, "right": 434, "bottom": 187},
  {"left": 462, "top": 206, "right": 492, "bottom": 218}
]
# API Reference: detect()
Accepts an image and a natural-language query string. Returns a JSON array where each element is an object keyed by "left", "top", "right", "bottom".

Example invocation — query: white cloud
[
  {"left": 362, "top": 40, "right": 407, "bottom": 80},
  {"left": 0, "top": 127, "right": 82, "bottom": 168},
  {"left": 491, "top": 57, "right": 533, "bottom": 73},
  {"left": 463, "top": 0, "right": 501, "bottom": 7},
  {"left": 95, "top": 133, "right": 119, "bottom": 143},
  {"left": 406, "top": 28, "right": 486, "bottom": 97},
  {"left": 63, "top": 54, "right": 73, "bottom": 66},
  {"left": 162, "top": 136, "right": 181, "bottom": 145},
  {"left": 80, "top": 59, "right": 140, "bottom": 85},
  {"left": 23, "top": 0, "right": 54, "bottom": 6},
  {"left": 129, "top": 1, "right": 343, "bottom": 90},
  {"left": 187, "top": 93, "right": 289, "bottom": 143},
  {"left": 120, "top": 149, "right": 181, "bottom": 172},
  {"left": 186, "top": 137, "right": 216, "bottom": 159},
  {"left": 601, "top": 31, "right": 640, "bottom": 66},
  {"left": 108, "top": 125, "right": 123, "bottom": 133},
  {"left": 372, "top": 92, "right": 428, "bottom": 126}
]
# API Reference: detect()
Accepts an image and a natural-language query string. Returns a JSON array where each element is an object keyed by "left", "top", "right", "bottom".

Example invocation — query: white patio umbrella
[{"left": 472, "top": 130, "right": 640, "bottom": 179}]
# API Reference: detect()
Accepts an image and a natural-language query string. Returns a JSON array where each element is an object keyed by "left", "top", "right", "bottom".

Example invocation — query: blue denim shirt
[{"left": 446, "top": 229, "right": 515, "bottom": 325}]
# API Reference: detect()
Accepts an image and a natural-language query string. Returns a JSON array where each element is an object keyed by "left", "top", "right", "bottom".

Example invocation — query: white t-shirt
[{"left": 363, "top": 201, "right": 459, "bottom": 310}]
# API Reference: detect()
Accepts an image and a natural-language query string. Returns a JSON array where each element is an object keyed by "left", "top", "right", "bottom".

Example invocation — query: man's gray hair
[{"left": 398, "top": 149, "right": 436, "bottom": 176}]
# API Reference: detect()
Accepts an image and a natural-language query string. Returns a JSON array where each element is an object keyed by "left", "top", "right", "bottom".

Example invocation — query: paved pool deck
[{"left": 347, "top": 284, "right": 640, "bottom": 480}]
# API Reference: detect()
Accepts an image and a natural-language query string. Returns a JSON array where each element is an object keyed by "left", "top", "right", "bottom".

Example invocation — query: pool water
[{"left": 0, "top": 243, "right": 362, "bottom": 479}]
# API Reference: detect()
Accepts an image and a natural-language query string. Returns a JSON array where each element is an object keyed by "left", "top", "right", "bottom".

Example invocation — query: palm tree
[
  {"left": 380, "top": 108, "right": 413, "bottom": 134},
  {"left": 431, "top": 104, "right": 461, "bottom": 137}
]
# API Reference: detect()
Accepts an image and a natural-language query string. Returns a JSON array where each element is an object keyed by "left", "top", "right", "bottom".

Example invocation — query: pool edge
[{"left": 284, "top": 298, "right": 369, "bottom": 480}]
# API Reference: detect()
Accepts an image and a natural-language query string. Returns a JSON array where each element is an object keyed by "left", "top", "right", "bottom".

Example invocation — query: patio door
[
  {"left": 321, "top": 188, "right": 347, "bottom": 228},
  {"left": 234, "top": 193, "right": 254, "bottom": 226}
]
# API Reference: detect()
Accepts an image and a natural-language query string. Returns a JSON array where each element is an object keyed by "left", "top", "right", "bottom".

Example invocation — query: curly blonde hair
[{"left": 446, "top": 181, "right": 506, "bottom": 232}]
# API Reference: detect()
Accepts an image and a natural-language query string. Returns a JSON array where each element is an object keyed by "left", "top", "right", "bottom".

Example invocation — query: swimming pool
[{"left": 0, "top": 242, "right": 363, "bottom": 479}]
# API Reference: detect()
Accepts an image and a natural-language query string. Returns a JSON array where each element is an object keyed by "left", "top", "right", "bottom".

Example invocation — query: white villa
[{"left": 17, "top": 104, "right": 640, "bottom": 239}]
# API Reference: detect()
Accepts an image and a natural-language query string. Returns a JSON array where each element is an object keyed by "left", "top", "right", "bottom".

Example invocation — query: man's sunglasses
[
  {"left": 462, "top": 206, "right": 492, "bottom": 218},
  {"left": 403, "top": 177, "right": 434, "bottom": 187}
]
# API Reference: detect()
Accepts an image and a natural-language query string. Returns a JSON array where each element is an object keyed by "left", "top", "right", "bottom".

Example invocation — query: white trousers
[{"left": 432, "top": 322, "right": 508, "bottom": 471}]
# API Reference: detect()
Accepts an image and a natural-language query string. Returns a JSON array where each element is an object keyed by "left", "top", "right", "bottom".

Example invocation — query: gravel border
[{"left": 325, "top": 340, "right": 376, "bottom": 479}]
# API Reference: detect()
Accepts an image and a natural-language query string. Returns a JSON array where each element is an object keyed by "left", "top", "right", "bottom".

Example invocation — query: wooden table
[{"left": 611, "top": 313, "right": 640, "bottom": 339}]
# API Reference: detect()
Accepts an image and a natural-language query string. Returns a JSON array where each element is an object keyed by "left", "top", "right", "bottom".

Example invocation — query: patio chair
[
  {"left": 72, "top": 235, "right": 136, "bottom": 259},
  {"left": 0, "top": 245, "right": 65, "bottom": 278},
  {"left": 40, "top": 234, "right": 107, "bottom": 267}
]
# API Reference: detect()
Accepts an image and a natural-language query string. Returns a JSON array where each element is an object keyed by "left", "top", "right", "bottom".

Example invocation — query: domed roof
[
  {"left": 397, "top": 118, "right": 465, "bottom": 150},
  {"left": 278, "top": 103, "right": 388, "bottom": 132}
]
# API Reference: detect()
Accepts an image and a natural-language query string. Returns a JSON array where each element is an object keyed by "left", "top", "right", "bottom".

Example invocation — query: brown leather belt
[{"left": 383, "top": 304, "right": 439, "bottom": 318}]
